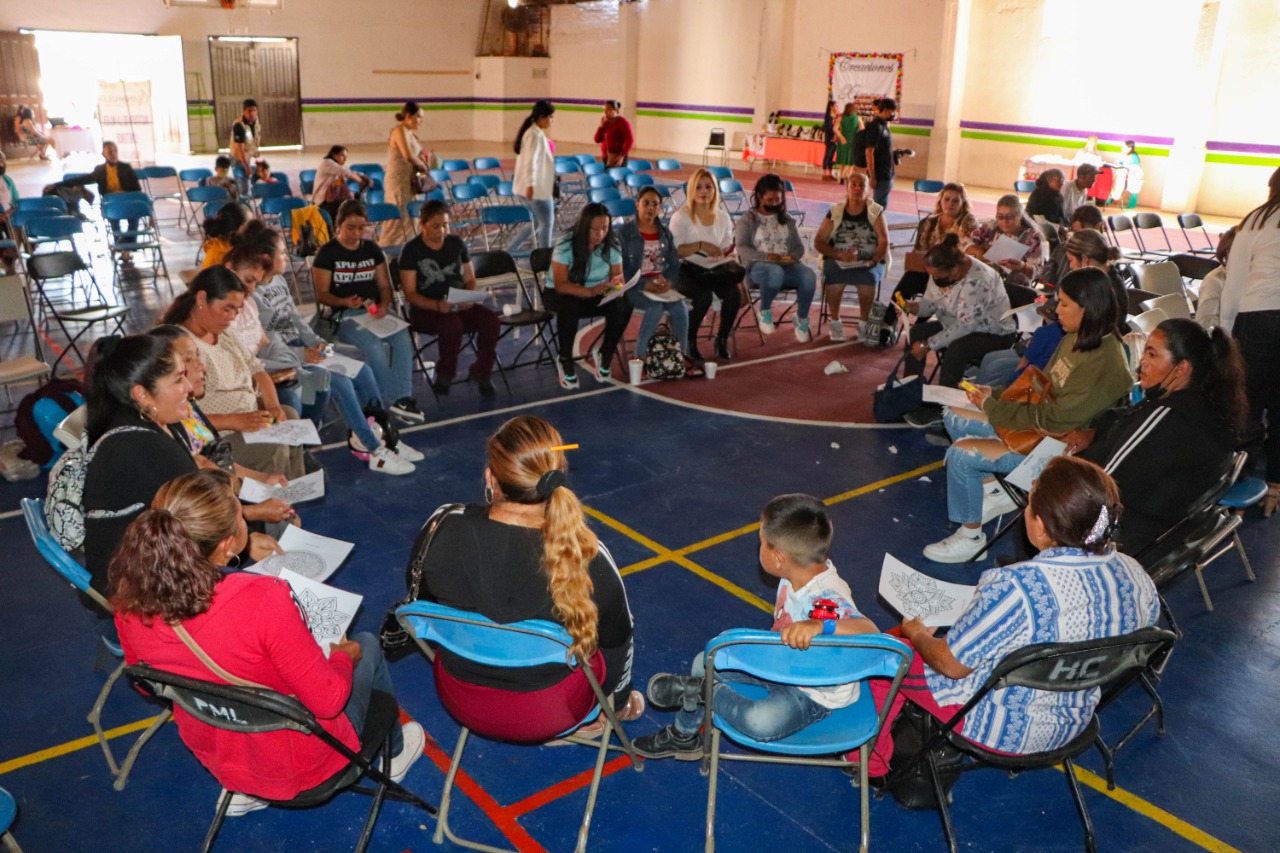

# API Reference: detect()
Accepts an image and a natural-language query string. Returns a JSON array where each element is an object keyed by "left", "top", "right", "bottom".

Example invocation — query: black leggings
[
  {"left": 1234, "top": 310, "right": 1280, "bottom": 481},
  {"left": 678, "top": 261, "right": 745, "bottom": 342},
  {"left": 905, "top": 321, "right": 1018, "bottom": 389},
  {"left": 544, "top": 288, "right": 630, "bottom": 373},
  {"left": 823, "top": 142, "right": 838, "bottom": 173}
]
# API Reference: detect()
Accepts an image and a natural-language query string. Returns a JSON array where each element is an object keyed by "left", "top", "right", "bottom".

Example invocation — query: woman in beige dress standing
[{"left": 381, "top": 101, "right": 432, "bottom": 247}]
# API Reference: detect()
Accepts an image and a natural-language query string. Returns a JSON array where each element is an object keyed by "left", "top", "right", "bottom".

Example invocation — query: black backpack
[
  {"left": 644, "top": 325, "right": 686, "bottom": 380},
  {"left": 15, "top": 378, "right": 85, "bottom": 466}
]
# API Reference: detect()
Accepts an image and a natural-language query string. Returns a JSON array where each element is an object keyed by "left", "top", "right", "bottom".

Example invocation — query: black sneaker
[
  {"left": 431, "top": 377, "right": 452, "bottom": 396},
  {"left": 475, "top": 376, "right": 496, "bottom": 397},
  {"left": 646, "top": 673, "right": 703, "bottom": 710},
  {"left": 632, "top": 724, "right": 703, "bottom": 760},
  {"left": 904, "top": 404, "right": 944, "bottom": 429},
  {"left": 714, "top": 336, "right": 732, "bottom": 361},
  {"left": 389, "top": 397, "right": 426, "bottom": 424}
]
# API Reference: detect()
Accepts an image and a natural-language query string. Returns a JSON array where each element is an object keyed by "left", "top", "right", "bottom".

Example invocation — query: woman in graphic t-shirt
[{"left": 618, "top": 187, "right": 687, "bottom": 365}]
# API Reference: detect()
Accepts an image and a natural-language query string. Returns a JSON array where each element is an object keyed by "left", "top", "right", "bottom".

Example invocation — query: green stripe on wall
[
  {"left": 187, "top": 107, "right": 213, "bottom": 116},
  {"left": 1205, "top": 152, "right": 1280, "bottom": 168},
  {"left": 636, "top": 109, "right": 753, "bottom": 123},
  {"left": 960, "top": 130, "right": 1168, "bottom": 158},
  {"left": 895, "top": 125, "right": 931, "bottom": 138}
]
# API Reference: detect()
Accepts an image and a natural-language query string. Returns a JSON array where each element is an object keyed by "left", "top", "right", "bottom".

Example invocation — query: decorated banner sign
[{"left": 828, "top": 53, "right": 904, "bottom": 117}]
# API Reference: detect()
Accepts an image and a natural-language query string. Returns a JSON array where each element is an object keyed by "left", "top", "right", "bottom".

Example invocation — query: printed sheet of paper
[
  {"left": 1002, "top": 302, "right": 1044, "bottom": 333},
  {"left": 249, "top": 525, "right": 354, "bottom": 584},
  {"left": 447, "top": 287, "right": 490, "bottom": 305},
  {"left": 686, "top": 252, "right": 736, "bottom": 269},
  {"left": 241, "top": 418, "right": 322, "bottom": 446},
  {"left": 983, "top": 234, "right": 1032, "bottom": 265},
  {"left": 276, "top": 568, "right": 363, "bottom": 657},
  {"left": 239, "top": 470, "right": 326, "bottom": 505},
  {"left": 878, "top": 554, "right": 976, "bottom": 628},
  {"left": 641, "top": 286, "right": 685, "bottom": 303},
  {"left": 319, "top": 352, "right": 365, "bottom": 379},
  {"left": 1004, "top": 437, "right": 1069, "bottom": 492},
  {"left": 598, "top": 269, "right": 643, "bottom": 305},
  {"left": 351, "top": 310, "right": 409, "bottom": 339},
  {"left": 922, "top": 384, "right": 983, "bottom": 413}
]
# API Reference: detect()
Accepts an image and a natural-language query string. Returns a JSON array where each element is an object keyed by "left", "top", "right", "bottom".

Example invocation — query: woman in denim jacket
[{"left": 618, "top": 187, "right": 688, "bottom": 360}]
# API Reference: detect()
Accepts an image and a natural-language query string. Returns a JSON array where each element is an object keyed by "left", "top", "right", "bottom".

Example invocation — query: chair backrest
[
  {"left": 186, "top": 185, "right": 230, "bottom": 204},
  {"left": 1005, "top": 283, "right": 1039, "bottom": 309},
  {"left": 1176, "top": 212, "right": 1203, "bottom": 229},
  {"left": 625, "top": 173, "right": 655, "bottom": 189},
  {"left": 707, "top": 166, "right": 734, "bottom": 181},
  {"left": 706, "top": 629, "right": 911, "bottom": 688},
  {"left": 607, "top": 166, "right": 633, "bottom": 182},
  {"left": 24, "top": 215, "right": 83, "bottom": 240},
  {"left": 300, "top": 168, "right": 318, "bottom": 183},
  {"left": 21, "top": 498, "right": 109, "bottom": 610},
  {"left": 707, "top": 128, "right": 726, "bottom": 148},
  {"left": 15, "top": 196, "right": 67, "bottom": 214},
  {"left": 555, "top": 161, "right": 582, "bottom": 176},
  {"left": 719, "top": 179, "right": 744, "bottom": 196},
  {"left": 103, "top": 197, "right": 154, "bottom": 222},
  {"left": 426, "top": 187, "right": 446, "bottom": 202},
  {"left": 529, "top": 246, "right": 553, "bottom": 275},
  {"left": 397, "top": 600, "right": 576, "bottom": 668},
  {"left": 1140, "top": 291, "right": 1191, "bottom": 320},
  {"left": 406, "top": 199, "right": 424, "bottom": 220},
  {"left": 25, "top": 250, "right": 86, "bottom": 280},
  {"left": 141, "top": 165, "right": 177, "bottom": 180},
  {"left": 0, "top": 786, "right": 16, "bottom": 839},
  {"left": 495, "top": 181, "right": 514, "bottom": 198},
  {"left": 1169, "top": 253, "right": 1219, "bottom": 282},
  {"left": 471, "top": 250, "right": 520, "bottom": 280},
  {"left": 628, "top": 158, "right": 654, "bottom": 172},
  {"left": 603, "top": 197, "right": 637, "bottom": 220},
  {"left": 450, "top": 183, "right": 487, "bottom": 203},
  {"left": 1014, "top": 179, "right": 1036, "bottom": 194},
  {"left": 251, "top": 182, "right": 291, "bottom": 200},
  {"left": 1134, "top": 260, "right": 1184, "bottom": 297},
  {"left": 1128, "top": 307, "right": 1168, "bottom": 335},
  {"left": 1108, "top": 214, "right": 1135, "bottom": 234},
  {"left": 0, "top": 276, "right": 34, "bottom": 326},
  {"left": 472, "top": 156, "right": 502, "bottom": 172},
  {"left": 914, "top": 179, "right": 945, "bottom": 194},
  {"left": 204, "top": 199, "right": 231, "bottom": 218},
  {"left": 428, "top": 168, "right": 452, "bottom": 186},
  {"left": 468, "top": 174, "right": 500, "bottom": 192},
  {"left": 363, "top": 188, "right": 386, "bottom": 205},
  {"left": 481, "top": 205, "right": 531, "bottom": 225},
  {"left": 1132, "top": 212, "right": 1165, "bottom": 232},
  {"left": 582, "top": 162, "right": 605, "bottom": 177},
  {"left": 178, "top": 167, "right": 213, "bottom": 183},
  {"left": 572, "top": 153, "right": 598, "bottom": 166},
  {"left": 589, "top": 187, "right": 622, "bottom": 204},
  {"left": 261, "top": 196, "right": 308, "bottom": 218},
  {"left": 126, "top": 664, "right": 315, "bottom": 735},
  {"left": 441, "top": 158, "right": 470, "bottom": 174},
  {"left": 656, "top": 158, "right": 682, "bottom": 172},
  {"left": 364, "top": 202, "right": 402, "bottom": 224},
  {"left": 104, "top": 190, "right": 151, "bottom": 206},
  {"left": 587, "top": 174, "right": 616, "bottom": 190},
  {"left": 987, "top": 628, "right": 1177, "bottom": 694},
  {"left": 53, "top": 404, "right": 87, "bottom": 450},
  {"left": 349, "top": 163, "right": 381, "bottom": 176}
]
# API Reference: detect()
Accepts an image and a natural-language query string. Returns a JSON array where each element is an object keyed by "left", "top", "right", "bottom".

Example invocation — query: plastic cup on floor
[
  {"left": 704, "top": 362, "right": 718, "bottom": 379},
  {"left": 628, "top": 358, "right": 644, "bottom": 385}
]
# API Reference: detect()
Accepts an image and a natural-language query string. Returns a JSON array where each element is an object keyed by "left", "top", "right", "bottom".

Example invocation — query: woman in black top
[
  {"left": 416, "top": 415, "right": 640, "bottom": 743},
  {"left": 1026, "top": 168, "right": 1068, "bottom": 227},
  {"left": 397, "top": 200, "right": 500, "bottom": 396},
  {"left": 820, "top": 100, "right": 839, "bottom": 182},
  {"left": 1078, "top": 319, "right": 1247, "bottom": 557}
]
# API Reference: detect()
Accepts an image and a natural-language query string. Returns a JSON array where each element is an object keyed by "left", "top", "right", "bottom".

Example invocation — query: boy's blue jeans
[{"left": 672, "top": 655, "right": 831, "bottom": 742}]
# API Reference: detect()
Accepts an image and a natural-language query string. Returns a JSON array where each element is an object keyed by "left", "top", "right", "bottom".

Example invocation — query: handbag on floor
[{"left": 873, "top": 354, "right": 923, "bottom": 423}]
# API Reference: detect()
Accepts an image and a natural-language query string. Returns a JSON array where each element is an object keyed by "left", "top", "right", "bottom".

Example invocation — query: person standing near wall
[
  {"left": 381, "top": 101, "right": 432, "bottom": 248},
  {"left": 229, "top": 99, "right": 260, "bottom": 197},
  {"left": 595, "top": 101, "right": 633, "bottom": 168},
  {"left": 835, "top": 103, "right": 861, "bottom": 184},
  {"left": 863, "top": 98, "right": 899, "bottom": 209},
  {"left": 820, "top": 100, "right": 839, "bottom": 182},
  {"left": 512, "top": 100, "right": 557, "bottom": 251}
]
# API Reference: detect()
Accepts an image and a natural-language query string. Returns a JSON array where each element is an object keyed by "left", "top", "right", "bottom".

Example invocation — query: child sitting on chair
[
  {"left": 206, "top": 155, "right": 240, "bottom": 199},
  {"left": 633, "top": 493, "right": 879, "bottom": 759},
  {"left": 251, "top": 159, "right": 277, "bottom": 185}
]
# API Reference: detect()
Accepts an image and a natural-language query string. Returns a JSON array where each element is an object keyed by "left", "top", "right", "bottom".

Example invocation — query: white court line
[{"left": 0, "top": 509, "right": 20, "bottom": 521}]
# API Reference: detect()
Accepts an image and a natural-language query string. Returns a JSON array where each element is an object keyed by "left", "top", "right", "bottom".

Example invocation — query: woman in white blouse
[
  {"left": 669, "top": 167, "right": 745, "bottom": 361},
  {"left": 511, "top": 100, "right": 557, "bottom": 251}
]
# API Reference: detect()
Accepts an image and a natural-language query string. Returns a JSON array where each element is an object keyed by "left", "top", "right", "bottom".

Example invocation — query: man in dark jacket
[{"left": 53, "top": 141, "right": 143, "bottom": 246}]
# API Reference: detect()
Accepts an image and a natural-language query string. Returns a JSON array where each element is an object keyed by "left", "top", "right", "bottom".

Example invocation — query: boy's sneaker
[
  {"left": 829, "top": 319, "right": 846, "bottom": 342},
  {"left": 389, "top": 397, "right": 425, "bottom": 424},
  {"left": 389, "top": 721, "right": 426, "bottom": 783},
  {"left": 633, "top": 724, "right": 704, "bottom": 760},
  {"left": 923, "top": 528, "right": 987, "bottom": 563},
  {"left": 981, "top": 488, "right": 1019, "bottom": 523},
  {"left": 394, "top": 442, "right": 425, "bottom": 463},
  {"left": 222, "top": 790, "right": 269, "bottom": 818},
  {"left": 794, "top": 317, "right": 812, "bottom": 343},
  {"left": 589, "top": 349, "right": 611, "bottom": 382},
  {"left": 646, "top": 673, "right": 704, "bottom": 710},
  {"left": 369, "top": 446, "right": 415, "bottom": 475},
  {"left": 758, "top": 309, "right": 776, "bottom": 335},
  {"left": 556, "top": 361, "right": 580, "bottom": 390}
]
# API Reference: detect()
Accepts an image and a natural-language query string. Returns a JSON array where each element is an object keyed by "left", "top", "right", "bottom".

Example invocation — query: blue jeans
[
  {"left": 673, "top": 655, "right": 831, "bottom": 742},
  {"left": 748, "top": 261, "right": 817, "bottom": 316},
  {"left": 320, "top": 363, "right": 384, "bottom": 450},
  {"left": 975, "top": 350, "right": 1021, "bottom": 387},
  {"left": 343, "top": 632, "right": 404, "bottom": 757},
  {"left": 872, "top": 179, "right": 892, "bottom": 209},
  {"left": 510, "top": 198, "right": 555, "bottom": 253},
  {"left": 337, "top": 312, "right": 415, "bottom": 403},
  {"left": 943, "top": 408, "right": 1026, "bottom": 524},
  {"left": 626, "top": 286, "right": 690, "bottom": 357}
]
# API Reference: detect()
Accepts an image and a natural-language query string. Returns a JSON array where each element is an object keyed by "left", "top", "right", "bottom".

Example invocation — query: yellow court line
[{"left": 0, "top": 715, "right": 165, "bottom": 777}]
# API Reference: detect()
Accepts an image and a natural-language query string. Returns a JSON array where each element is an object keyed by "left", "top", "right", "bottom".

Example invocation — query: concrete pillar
[
  {"left": 620, "top": 0, "right": 641, "bottom": 121},
  {"left": 926, "top": 0, "right": 972, "bottom": 182}
]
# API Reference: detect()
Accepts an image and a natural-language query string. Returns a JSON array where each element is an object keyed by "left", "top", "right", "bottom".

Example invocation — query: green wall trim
[
  {"left": 960, "top": 129, "right": 1169, "bottom": 158},
  {"left": 1205, "top": 152, "right": 1280, "bottom": 168},
  {"left": 895, "top": 125, "right": 931, "bottom": 138},
  {"left": 636, "top": 109, "right": 754, "bottom": 123}
]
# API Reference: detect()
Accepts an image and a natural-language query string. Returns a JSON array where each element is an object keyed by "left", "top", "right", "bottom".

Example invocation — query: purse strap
[
  {"left": 172, "top": 624, "right": 273, "bottom": 691},
  {"left": 404, "top": 503, "right": 466, "bottom": 602}
]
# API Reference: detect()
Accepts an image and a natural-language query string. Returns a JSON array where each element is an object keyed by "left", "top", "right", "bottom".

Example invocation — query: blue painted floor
[{"left": 2, "top": 371, "right": 1277, "bottom": 852}]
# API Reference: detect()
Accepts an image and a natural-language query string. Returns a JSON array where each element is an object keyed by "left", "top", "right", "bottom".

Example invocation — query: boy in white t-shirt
[{"left": 634, "top": 494, "right": 879, "bottom": 759}]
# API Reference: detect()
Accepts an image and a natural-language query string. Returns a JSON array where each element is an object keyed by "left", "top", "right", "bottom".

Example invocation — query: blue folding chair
[
  {"left": 448, "top": 183, "right": 489, "bottom": 242},
  {"left": 363, "top": 188, "right": 386, "bottom": 206},
  {"left": 102, "top": 197, "right": 168, "bottom": 289},
  {"left": 467, "top": 174, "right": 500, "bottom": 195},
  {"left": 349, "top": 162, "right": 381, "bottom": 176},
  {"left": 494, "top": 181, "right": 515, "bottom": 204},
  {"left": 628, "top": 158, "right": 654, "bottom": 173},
  {"left": 707, "top": 165, "right": 734, "bottom": 181},
  {"left": 471, "top": 156, "right": 505, "bottom": 180},
  {"left": 656, "top": 158, "right": 683, "bottom": 173},
  {"left": 138, "top": 165, "right": 186, "bottom": 228},
  {"left": 20, "top": 498, "right": 170, "bottom": 791},
  {"left": 250, "top": 181, "right": 291, "bottom": 216},
  {"left": 587, "top": 173, "right": 617, "bottom": 191},
  {"left": 299, "top": 168, "right": 317, "bottom": 197},
  {"left": 698, "top": 629, "right": 912, "bottom": 853},
  {"left": 480, "top": 204, "right": 532, "bottom": 257},
  {"left": 19, "top": 213, "right": 84, "bottom": 255},
  {"left": 603, "top": 197, "right": 637, "bottom": 222},
  {"left": 781, "top": 179, "right": 806, "bottom": 226},
  {"left": 364, "top": 202, "right": 406, "bottom": 259},
  {"left": 202, "top": 198, "right": 231, "bottom": 219},
  {"left": 625, "top": 173, "right": 656, "bottom": 192},
  {"left": 718, "top": 179, "right": 748, "bottom": 218},
  {"left": 178, "top": 168, "right": 215, "bottom": 231},
  {"left": 589, "top": 187, "right": 622, "bottom": 204},
  {"left": 186, "top": 185, "right": 230, "bottom": 214},
  {"left": 607, "top": 166, "right": 634, "bottom": 184},
  {"left": 396, "top": 600, "right": 641, "bottom": 853},
  {"left": 14, "top": 196, "right": 67, "bottom": 214},
  {"left": 440, "top": 158, "right": 470, "bottom": 177},
  {"left": 582, "top": 162, "right": 606, "bottom": 177},
  {"left": 0, "top": 786, "right": 18, "bottom": 853}
]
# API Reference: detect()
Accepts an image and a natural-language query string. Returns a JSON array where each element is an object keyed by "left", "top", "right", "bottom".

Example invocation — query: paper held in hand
[
  {"left": 248, "top": 525, "right": 354, "bottom": 584},
  {"left": 239, "top": 470, "right": 325, "bottom": 505},
  {"left": 983, "top": 234, "right": 1033, "bottom": 265},
  {"left": 687, "top": 252, "right": 736, "bottom": 270},
  {"left": 1001, "top": 302, "right": 1044, "bottom": 334},
  {"left": 921, "top": 384, "right": 983, "bottom": 413},
  {"left": 319, "top": 352, "right": 365, "bottom": 379},
  {"left": 1004, "top": 436, "right": 1069, "bottom": 492},
  {"left": 276, "top": 568, "right": 363, "bottom": 657},
  {"left": 447, "top": 287, "right": 490, "bottom": 305},
  {"left": 877, "top": 554, "right": 976, "bottom": 628},
  {"left": 241, "top": 418, "right": 322, "bottom": 446},
  {"left": 598, "top": 269, "right": 643, "bottom": 305},
  {"left": 351, "top": 310, "right": 409, "bottom": 339}
]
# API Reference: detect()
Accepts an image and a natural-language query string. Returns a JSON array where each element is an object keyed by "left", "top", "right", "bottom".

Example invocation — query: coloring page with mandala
[
  {"left": 246, "top": 525, "right": 353, "bottom": 584},
  {"left": 241, "top": 418, "right": 322, "bottom": 446},
  {"left": 277, "top": 568, "right": 363, "bottom": 656},
  {"left": 239, "top": 470, "right": 326, "bottom": 505},
  {"left": 877, "top": 554, "right": 976, "bottom": 627}
]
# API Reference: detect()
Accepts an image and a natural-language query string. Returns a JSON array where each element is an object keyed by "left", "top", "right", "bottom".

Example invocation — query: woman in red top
[
  {"left": 594, "top": 100, "right": 634, "bottom": 167},
  {"left": 111, "top": 470, "right": 425, "bottom": 815}
]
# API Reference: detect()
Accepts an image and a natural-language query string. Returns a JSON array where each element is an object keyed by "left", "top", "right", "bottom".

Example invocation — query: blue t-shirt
[
  {"left": 551, "top": 237, "right": 621, "bottom": 289},
  {"left": 1007, "top": 322, "right": 1066, "bottom": 384}
]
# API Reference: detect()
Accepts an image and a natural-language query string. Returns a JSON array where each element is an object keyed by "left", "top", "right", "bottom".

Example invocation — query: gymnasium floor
[{"left": 0, "top": 143, "right": 1275, "bottom": 853}]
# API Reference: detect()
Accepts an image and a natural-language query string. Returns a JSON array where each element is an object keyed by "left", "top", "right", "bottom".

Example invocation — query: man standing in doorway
[
  {"left": 230, "top": 98, "right": 260, "bottom": 196},
  {"left": 863, "top": 98, "right": 899, "bottom": 210}
]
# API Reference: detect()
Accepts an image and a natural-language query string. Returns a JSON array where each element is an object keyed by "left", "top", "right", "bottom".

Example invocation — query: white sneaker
[
  {"left": 394, "top": 442, "right": 424, "bottom": 463},
  {"left": 369, "top": 446, "right": 415, "bottom": 475},
  {"left": 758, "top": 309, "right": 776, "bottom": 335},
  {"left": 981, "top": 488, "right": 1019, "bottom": 523},
  {"left": 222, "top": 790, "right": 268, "bottom": 818},
  {"left": 589, "top": 348, "right": 612, "bottom": 382},
  {"left": 389, "top": 720, "right": 426, "bottom": 783},
  {"left": 923, "top": 528, "right": 987, "bottom": 563},
  {"left": 829, "top": 319, "right": 846, "bottom": 342},
  {"left": 794, "top": 318, "right": 811, "bottom": 343}
]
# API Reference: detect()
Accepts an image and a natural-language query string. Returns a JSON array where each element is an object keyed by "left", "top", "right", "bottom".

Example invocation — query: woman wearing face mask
[
  {"left": 893, "top": 182, "right": 978, "bottom": 305},
  {"left": 900, "top": 235, "right": 1017, "bottom": 428},
  {"left": 735, "top": 173, "right": 817, "bottom": 342},
  {"left": 1076, "top": 319, "right": 1248, "bottom": 557}
]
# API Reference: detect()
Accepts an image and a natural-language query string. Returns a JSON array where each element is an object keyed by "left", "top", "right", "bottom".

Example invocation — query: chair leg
[
  {"left": 1234, "top": 532, "right": 1257, "bottom": 582},
  {"left": 1194, "top": 566, "right": 1215, "bottom": 612},
  {"left": 704, "top": 728, "right": 721, "bottom": 853},
  {"left": 1093, "top": 735, "right": 1117, "bottom": 791},
  {"left": 926, "top": 750, "right": 959, "bottom": 853},
  {"left": 2, "top": 830, "right": 21, "bottom": 853},
  {"left": 110, "top": 710, "right": 171, "bottom": 792},
  {"left": 201, "top": 789, "right": 232, "bottom": 853},
  {"left": 1062, "top": 758, "right": 1097, "bottom": 853},
  {"left": 575, "top": 721, "right": 613, "bottom": 853},
  {"left": 353, "top": 730, "right": 394, "bottom": 853},
  {"left": 858, "top": 742, "right": 871, "bottom": 853}
]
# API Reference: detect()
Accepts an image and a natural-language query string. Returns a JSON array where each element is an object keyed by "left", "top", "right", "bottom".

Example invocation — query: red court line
[{"left": 504, "top": 754, "right": 637, "bottom": 819}]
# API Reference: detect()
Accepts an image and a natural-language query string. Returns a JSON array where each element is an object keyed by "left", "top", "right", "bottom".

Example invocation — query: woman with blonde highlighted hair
[
  {"left": 669, "top": 166, "right": 745, "bottom": 361},
  {"left": 416, "top": 415, "right": 640, "bottom": 743}
]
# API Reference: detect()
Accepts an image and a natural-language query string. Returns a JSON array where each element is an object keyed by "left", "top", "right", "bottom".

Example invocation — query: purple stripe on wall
[
  {"left": 302, "top": 97, "right": 514, "bottom": 105},
  {"left": 959, "top": 121, "right": 1173, "bottom": 147},
  {"left": 637, "top": 101, "right": 755, "bottom": 115},
  {"left": 1206, "top": 140, "right": 1280, "bottom": 155}
]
